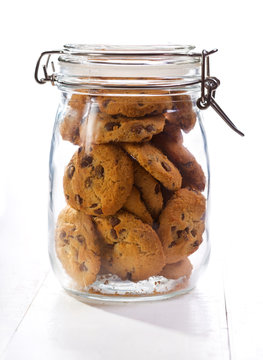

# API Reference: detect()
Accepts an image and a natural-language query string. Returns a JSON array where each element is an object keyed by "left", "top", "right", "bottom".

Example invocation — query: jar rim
[{"left": 62, "top": 44, "right": 196, "bottom": 56}]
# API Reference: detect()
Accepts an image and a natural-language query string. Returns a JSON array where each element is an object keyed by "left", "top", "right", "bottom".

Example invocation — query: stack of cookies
[{"left": 56, "top": 90, "right": 206, "bottom": 291}]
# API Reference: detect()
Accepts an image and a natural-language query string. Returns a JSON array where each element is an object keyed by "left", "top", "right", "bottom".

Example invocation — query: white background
[{"left": 0, "top": 1, "right": 262, "bottom": 359}]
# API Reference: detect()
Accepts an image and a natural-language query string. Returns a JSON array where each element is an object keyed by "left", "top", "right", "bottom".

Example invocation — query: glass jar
[{"left": 35, "top": 44, "right": 239, "bottom": 303}]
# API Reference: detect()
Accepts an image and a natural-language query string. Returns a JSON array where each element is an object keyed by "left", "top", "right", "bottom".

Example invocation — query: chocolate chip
[
  {"left": 181, "top": 213, "right": 185, "bottom": 220},
  {"left": 192, "top": 240, "right": 199, "bottom": 247},
  {"left": 126, "top": 272, "right": 132, "bottom": 280},
  {"left": 103, "top": 99, "right": 110, "bottom": 107},
  {"left": 94, "top": 208, "right": 103, "bottom": 215},
  {"left": 76, "top": 234, "right": 85, "bottom": 243},
  {"left": 110, "top": 229, "right": 117, "bottom": 239},
  {"left": 65, "top": 194, "right": 70, "bottom": 200},
  {"left": 60, "top": 230, "right": 66, "bottom": 239},
  {"left": 191, "top": 229, "right": 197, "bottom": 237},
  {"left": 78, "top": 146, "right": 83, "bottom": 154},
  {"left": 109, "top": 217, "right": 121, "bottom": 227},
  {"left": 185, "top": 227, "right": 189, "bottom": 234},
  {"left": 131, "top": 125, "right": 144, "bottom": 134},
  {"left": 73, "top": 128, "right": 80, "bottom": 139},
  {"left": 168, "top": 240, "right": 177, "bottom": 248},
  {"left": 67, "top": 165, "right": 75, "bottom": 179},
  {"left": 90, "top": 203, "right": 98, "bottom": 208},
  {"left": 79, "top": 262, "right": 88, "bottom": 272},
  {"left": 85, "top": 177, "right": 92, "bottom": 188},
  {"left": 137, "top": 102, "right": 144, "bottom": 107},
  {"left": 177, "top": 230, "right": 183, "bottom": 238},
  {"left": 155, "top": 183, "right": 160, "bottom": 194},
  {"left": 75, "top": 194, "right": 83, "bottom": 205},
  {"left": 146, "top": 125, "right": 155, "bottom": 132},
  {"left": 171, "top": 226, "right": 177, "bottom": 232},
  {"left": 95, "top": 165, "right": 104, "bottom": 178},
  {"left": 81, "top": 155, "right": 93, "bottom": 168},
  {"left": 183, "top": 161, "right": 193, "bottom": 168},
  {"left": 104, "top": 122, "right": 121, "bottom": 131},
  {"left": 161, "top": 161, "right": 171, "bottom": 172}
]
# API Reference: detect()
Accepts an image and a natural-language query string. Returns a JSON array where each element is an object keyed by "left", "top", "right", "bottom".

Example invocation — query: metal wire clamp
[
  {"left": 34, "top": 50, "right": 62, "bottom": 85},
  {"left": 196, "top": 50, "right": 244, "bottom": 136}
]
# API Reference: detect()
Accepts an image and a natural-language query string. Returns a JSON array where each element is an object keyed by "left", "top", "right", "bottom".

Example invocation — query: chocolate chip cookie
[
  {"left": 122, "top": 142, "right": 182, "bottom": 191},
  {"left": 133, "top": 162, "right": 163, "bottom": 219},
  {"left": 158, "top": 188, "right": 206, "bottom": 264},
  {"left": 63, "top": 152, "right": 81, "bottom": 210},
  {"left": 94, "top": 211, "right": 165, "bottom": 281},
  {"left": 97, "top": 89, "right": 172, "bottom": 118},
  {"left": 152, "top": 132, "right": 206, "bottom": 191},
  {"left": 63, "top": 145, "right": 134, "bottom": 216},
  {"left": 162, "top": 124, "right": 184, "bottom": 144},
  {"left": 60, "top": 94, "right": 90, "bottom": 145},
  {"left": 123, "top": 186, "right": 153, "bottom": 225},
  {"left": 55, "top": 206, "right": 101, "bottom": 287},
  {"left": 159, "top": 258, "right": 193, "bottom": 280},
  {"left": 164, "top": 94, "right": 197, "bottom": 133},
  {"left": 87, "top": 109, "right": 165, "bottom": 144}
]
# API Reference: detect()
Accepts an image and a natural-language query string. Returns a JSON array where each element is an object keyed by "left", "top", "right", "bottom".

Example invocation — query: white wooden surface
[{"left": 1, "top": 259, "right": 229, "bottom": 360}]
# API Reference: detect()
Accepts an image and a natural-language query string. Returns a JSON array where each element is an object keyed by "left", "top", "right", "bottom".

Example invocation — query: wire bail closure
[
  {"left": 34, "top": 50, "right": 62, "bottom": 85},
  {"left": 34, "top": 48, "right": 244, "bottom": 136},
  {"left": 196, "top": 50, "right": 244, "bottom": 136}
]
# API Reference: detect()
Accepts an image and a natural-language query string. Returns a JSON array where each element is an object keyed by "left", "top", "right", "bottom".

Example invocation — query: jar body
[{"left": 49, "top": 89, "right": 210, "bottom": 303}]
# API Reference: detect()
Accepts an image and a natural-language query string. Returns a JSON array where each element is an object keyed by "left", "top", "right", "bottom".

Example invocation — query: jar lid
[
  {"left": 55, "top": 44, "right": 201, "bottom": 90},
  {"left": 34, "top": 45, "right": 244, "bottom": 136}
]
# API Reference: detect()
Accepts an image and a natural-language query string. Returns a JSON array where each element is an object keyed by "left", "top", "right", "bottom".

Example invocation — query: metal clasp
[
  {"left": 34, "top": 50, "right": 62, "bottom": 85},
  {"left": 196, "top": 50, "right": 244, "bottom": 136}
]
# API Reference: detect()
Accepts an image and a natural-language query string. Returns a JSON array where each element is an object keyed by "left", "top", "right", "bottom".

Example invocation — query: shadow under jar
[{"left": 48, "top": 45, "right": 210, "bottom": 303}]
